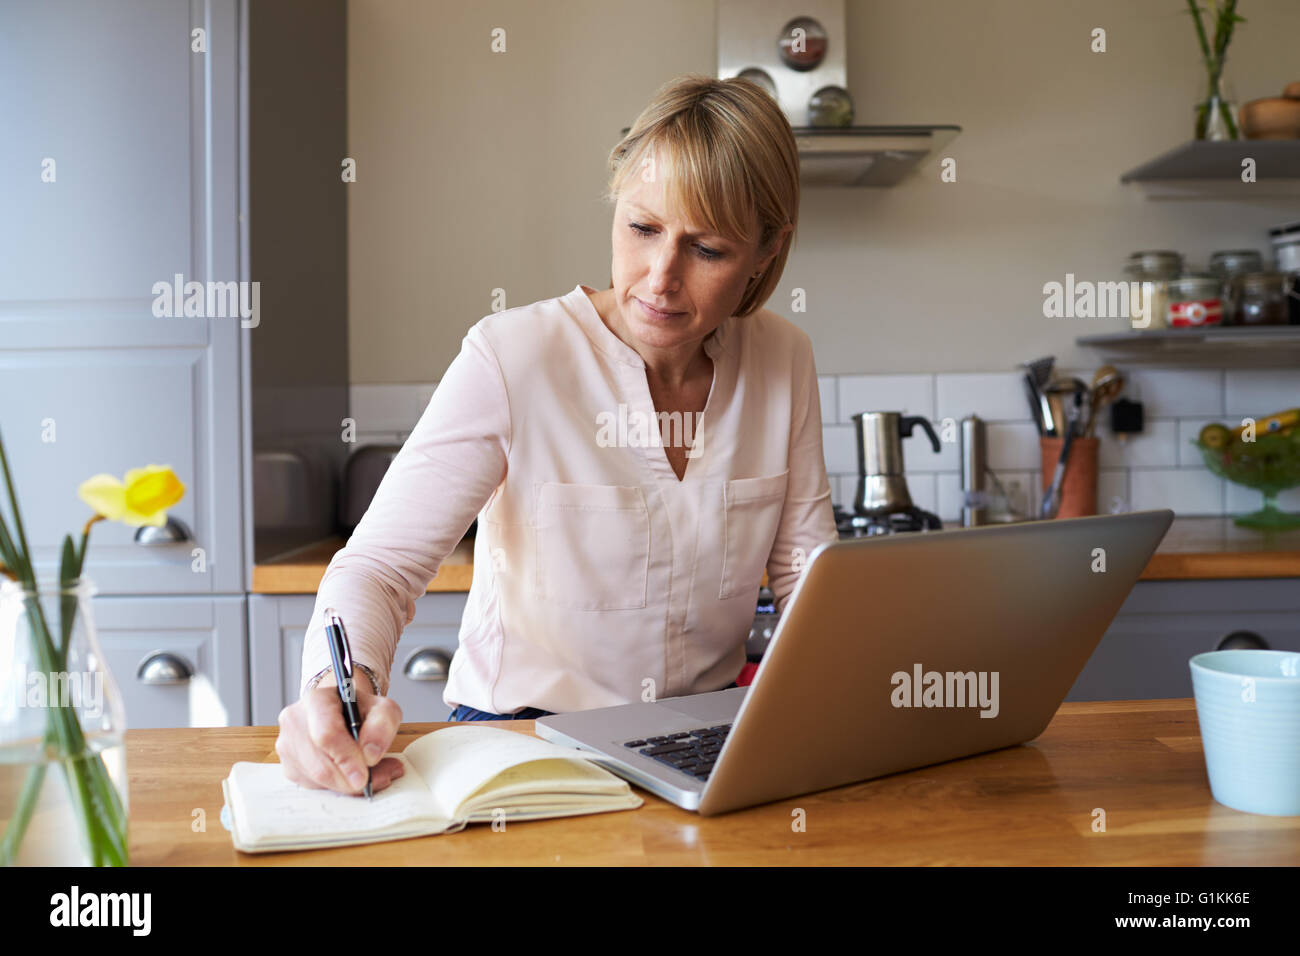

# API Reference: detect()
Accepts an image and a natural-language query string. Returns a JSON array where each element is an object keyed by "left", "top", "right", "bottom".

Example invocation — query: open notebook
[{"left": 222, "top": 725, "right": 643, "bottom": 853}]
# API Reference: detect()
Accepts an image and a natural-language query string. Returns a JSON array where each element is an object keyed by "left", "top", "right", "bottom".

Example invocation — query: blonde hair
[{"left": 605, "top": 74, "right": 799, "bottom": 318}]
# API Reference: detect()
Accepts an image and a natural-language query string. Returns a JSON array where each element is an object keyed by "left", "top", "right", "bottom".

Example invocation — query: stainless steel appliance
[{"left": 849, "top": 410, "right": 943, "bottom": 533}]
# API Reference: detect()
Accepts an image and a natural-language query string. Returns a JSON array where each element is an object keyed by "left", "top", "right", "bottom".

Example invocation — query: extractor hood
[{"left": 716, "top": 0, "right": 960, "bottom": 187}]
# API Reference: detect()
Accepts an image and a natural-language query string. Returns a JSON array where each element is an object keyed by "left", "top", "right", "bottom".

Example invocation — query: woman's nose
[{"left": 648, "top": 243, "right": 684, "bottom": 288}]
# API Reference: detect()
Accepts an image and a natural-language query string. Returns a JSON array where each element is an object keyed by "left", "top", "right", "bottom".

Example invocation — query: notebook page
[
  {"left": 229, "top": 752, "right": 452, "bottom": 844},
  {"left": 402, "top": 725, "right": 618, "bottom": 817}
]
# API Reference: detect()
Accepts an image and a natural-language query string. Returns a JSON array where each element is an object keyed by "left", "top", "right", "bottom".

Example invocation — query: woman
[{"left": 274, "top": 74, "right": 837, "bottom": 796}]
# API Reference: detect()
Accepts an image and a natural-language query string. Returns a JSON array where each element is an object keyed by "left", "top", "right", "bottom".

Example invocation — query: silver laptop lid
[{"left": 694, "top": 508, "right": 1174, "bottom": 815}]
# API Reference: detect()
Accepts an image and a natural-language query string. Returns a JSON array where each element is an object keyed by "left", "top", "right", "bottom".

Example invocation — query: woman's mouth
[{"left": 636, "top": 298, "right": 686, "bottom": 320}]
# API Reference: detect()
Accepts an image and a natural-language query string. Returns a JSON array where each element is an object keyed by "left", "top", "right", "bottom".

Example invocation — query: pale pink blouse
[{"left": 299, "top": 283, "right": 837, "bottom": 714}]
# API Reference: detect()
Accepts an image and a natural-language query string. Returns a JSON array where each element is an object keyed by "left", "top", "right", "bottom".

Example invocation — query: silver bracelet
[{"left": 303, "top": 661, "right": 381, "bottom": 697}]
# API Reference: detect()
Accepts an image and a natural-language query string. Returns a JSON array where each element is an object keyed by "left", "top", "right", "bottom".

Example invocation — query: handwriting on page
[{"left": 236, "top": 755, "right": 447, "bottom": 840}]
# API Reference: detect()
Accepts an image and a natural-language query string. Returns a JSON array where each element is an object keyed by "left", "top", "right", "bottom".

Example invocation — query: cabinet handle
[
  {"left": 1215, "top": 630, "right": 1270, "bottom": 651},
  {"left": 133, "top": 516, "right": 193, "bottom": 546},
  {"left": 136, "top": 651, "right": 195, "bottom": 685},
  {"left": 403, "top": 648, "right": 452, "bottom": 682}
]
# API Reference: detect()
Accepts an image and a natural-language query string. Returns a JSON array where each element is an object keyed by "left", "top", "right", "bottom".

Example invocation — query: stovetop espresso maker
[{"left": 848, "top": 411, "right": 943, "bottom": 532}]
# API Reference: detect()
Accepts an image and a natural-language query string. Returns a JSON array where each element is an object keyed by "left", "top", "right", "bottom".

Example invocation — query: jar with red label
[{"left": 1166, "top": 274, "right": 1223, "bottom": 327}]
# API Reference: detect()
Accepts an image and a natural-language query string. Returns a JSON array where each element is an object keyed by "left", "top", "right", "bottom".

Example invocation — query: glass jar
[
  {"left": 1123, "top": 251, "right": 1183, "bottom": 330},
  {"left": 1209, "top": 250, "right": 1264, "bottom": 324},
  {"left": 1230, "top": 272, "right": 1289, "bottom": 326},
  {"left": 1167, "top": 274, "right": 1224, "bottom": 327}
]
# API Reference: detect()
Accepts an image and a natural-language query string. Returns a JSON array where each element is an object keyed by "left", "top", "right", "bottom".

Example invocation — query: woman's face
[{"left": 607, "top": 160, "right": 786, "bottom": 363}]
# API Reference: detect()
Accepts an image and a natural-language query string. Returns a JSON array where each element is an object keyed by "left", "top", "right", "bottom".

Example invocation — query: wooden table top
[
  {"left": 251, "top": 517, "right": 1300, "bottom": 593},
  {"left": 129, "top": 699, "right": 1300, "bottom": 865}
]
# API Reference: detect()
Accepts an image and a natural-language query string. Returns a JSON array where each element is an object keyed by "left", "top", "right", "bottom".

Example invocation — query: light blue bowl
[{"left": 1190, "top": 650, "right": 1300, "bottom": 816}]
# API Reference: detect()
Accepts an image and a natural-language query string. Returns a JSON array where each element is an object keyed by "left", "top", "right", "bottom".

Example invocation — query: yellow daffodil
[{"left": 78, "top": 466, "right": 186, "bottom": 528}]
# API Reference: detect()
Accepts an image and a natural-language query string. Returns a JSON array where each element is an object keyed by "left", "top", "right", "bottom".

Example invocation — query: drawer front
[
  {"left": 1066, "top": 580, "right": 1300, "bottom": 701},
  {"left": 250, "top": 593, "right": 468, "bottom": 725},
  {"left": 92, "top": 595, "right": 248, "bottom": 728}
]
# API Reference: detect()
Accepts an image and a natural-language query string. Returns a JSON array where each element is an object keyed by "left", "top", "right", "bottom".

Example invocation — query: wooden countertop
[
  {"left": 130, "top": 699, "right": 1300, "bottom": 865},
  {"left": 251, "top": 516, "right": 1300, "bottom": 594}
]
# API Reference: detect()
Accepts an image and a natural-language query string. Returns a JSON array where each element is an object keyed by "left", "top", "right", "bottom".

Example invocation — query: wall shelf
[
  {"left": 1077, "top": 325, "right": 1300, "bottom": 365},
  {"left": 1120, "top": 140, "right": 1300, "bottom": 199}
]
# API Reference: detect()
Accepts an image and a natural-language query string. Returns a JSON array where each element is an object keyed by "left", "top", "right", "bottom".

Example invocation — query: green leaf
[
  {"left": 58, "top": 534, "right": 78, "bottom": 664},
  {"left": 0, "top": 427, "right": 35, "bottom": 577}
]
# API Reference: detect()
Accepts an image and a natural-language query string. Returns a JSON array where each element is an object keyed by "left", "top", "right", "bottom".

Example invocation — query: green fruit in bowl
[{"left": 1194, "top": 429, "right": 1300, "bottom": 498}]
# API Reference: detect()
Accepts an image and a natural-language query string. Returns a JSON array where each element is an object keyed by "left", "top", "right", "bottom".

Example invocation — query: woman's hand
[{"left": 275, "top": 674, "right": 405, "bottom": 795}]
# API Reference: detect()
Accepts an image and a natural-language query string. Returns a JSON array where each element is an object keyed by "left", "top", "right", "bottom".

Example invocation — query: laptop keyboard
[{"left": 622, "top": 724, "right": 733, "bottom": 782}]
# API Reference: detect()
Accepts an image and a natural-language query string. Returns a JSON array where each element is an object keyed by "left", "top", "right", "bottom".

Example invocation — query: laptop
[{"left": 534, "top": 508, "right": 1174, "bottom": 816}]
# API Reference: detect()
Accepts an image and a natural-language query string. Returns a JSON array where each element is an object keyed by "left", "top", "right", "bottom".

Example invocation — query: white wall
[
  {"left": 345, "top": 0, "right": 1300, "bottom": 519},
  {"left": 346, "top": 0, "right": 1300, "bottom": 381}
]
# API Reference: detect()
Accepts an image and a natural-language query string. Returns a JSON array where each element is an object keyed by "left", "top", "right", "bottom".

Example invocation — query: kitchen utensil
[
  {"left": 1040, "top": 390, "right": 1085, "bottom": 519},
  {"left": 960, "top": 415, "right": 989, "bottom": 527},
  {"left": 1085, "top": 366, "right": 1124, "bottom": 439},
  {"left": 850, "top": 411, "right": 942, "bottom": 518},
  {"left": 1020, "top": 357, "right": 1056, "bottom": 436},
  {"left": 1190, "top": 650, "right": 1300, "bottom": 815},
  {"left": 1044, "top": 376, "right": 1089, "bottom": 436}
]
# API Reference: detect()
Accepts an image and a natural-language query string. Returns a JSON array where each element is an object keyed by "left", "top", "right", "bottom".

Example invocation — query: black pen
[{"left": 322, "top": 607, "right": 372, "bottom": 799}]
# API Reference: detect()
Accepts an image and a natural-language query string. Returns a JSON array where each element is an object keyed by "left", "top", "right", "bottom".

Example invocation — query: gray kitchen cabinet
[
  {"left": 1066, "top": 578, "right": 1300, "bottom": 701},
  {"left": 93, "top": 594, "right": 248, "bottom": 729},
  {"left": 0, "top": 0, "right": 243, "bottom": 595},
  {"left": 249, "top": 593, "right": 469, "bottom": 725}
]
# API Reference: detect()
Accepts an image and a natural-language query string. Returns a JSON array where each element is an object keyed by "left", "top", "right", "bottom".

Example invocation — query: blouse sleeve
[
  {"left": 297, "top": 324, "right": 510, "bottom": 698},
  {"left": 764, "top": 332, "right": 838, "bottom": 616}
]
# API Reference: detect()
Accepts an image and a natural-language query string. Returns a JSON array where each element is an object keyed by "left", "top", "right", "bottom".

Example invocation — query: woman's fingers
[{"left": 275, "top": 685, "right": 406, "bottom": 795}]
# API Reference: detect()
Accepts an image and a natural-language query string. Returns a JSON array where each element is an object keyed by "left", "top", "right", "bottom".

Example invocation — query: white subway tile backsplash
[
  {"left": 903, "top": 472, "right": 938, "bottom": 516},
  {"left": 1176, "top": 419, "right": 1219, "bottom": 467},
  {"left": 936, "top": 372, "right": 1030, "bottom": 422},
  {"left": 837, "top": 374, "right": 933, "bottom": 423},
  {"left": 985, "top": 421, "right": 1043, "bottom": 471},
  {"left": 835, "top": 475, "right": 854, "bottom": 510},
  {"left": 1224, "top": 368, "right": 1300, "bottom": 417},
  {"left": 821, "top": 424, "right": 858, "bottom": 474},
  {"left": 818, "top": 375, "right": 837, "bottom": 425},
  {"left": 349, "top": 369, "right": 1296, "bottom": 524},
  {"left": 416, "top": 384, "right": 437, "bottom": 413},
  {"left": 934, "top": 473, "right": 965, "bottom": 523},
  {"left": 350, "top": 384, "right": 419, "bottom": 432},
  {"left": 1123, "top": 368, "right": 1223, "bottom": 418},
  {"left": 903, "top": 421, "right": 960, "bottom": 472},
  {"left": 1129, "top": 467, "right": 1223, "bottom": 514},
  {"left": 1097, "top": 469, "right": 1130, "bottom": 515},
  {"left": 1096, "top": 418, "right": 1178, "bottom": 468}
]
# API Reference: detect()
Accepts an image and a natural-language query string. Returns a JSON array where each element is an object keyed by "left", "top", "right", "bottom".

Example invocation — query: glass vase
[
  {"left": 0, "top": 578, "right": 129, "bottom": 866},
  {"left": 1195, "top": 74, "right": 1239, "bottom": 141}
]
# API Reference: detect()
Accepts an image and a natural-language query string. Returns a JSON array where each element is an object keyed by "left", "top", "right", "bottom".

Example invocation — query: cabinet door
[
  {"left": 93, "top": 595, "right": 248, "bottom": 728},
  {"left": 1066, "top": 580, "right": 1300, "bottom": 701},
  {"left": 250, "top": 593, "right": 468, "bottom": 725},
  {"left": 0, "top": 0, "right": 243, "bottom": 594}
]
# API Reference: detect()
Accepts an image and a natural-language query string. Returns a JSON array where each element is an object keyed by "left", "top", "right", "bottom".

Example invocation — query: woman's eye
[{"left": 628, "top": 223, "right": 723, "bottom": 261}]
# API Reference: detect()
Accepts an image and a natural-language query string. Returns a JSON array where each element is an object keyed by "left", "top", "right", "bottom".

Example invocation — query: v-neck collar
[{"left": 573, "top": 284, "right": 729, "bottom": 484}]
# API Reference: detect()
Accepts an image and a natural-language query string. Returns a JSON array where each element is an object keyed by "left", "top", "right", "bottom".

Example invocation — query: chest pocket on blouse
[
  {"left": 719, "top": 470, "right": 789, "bottom": 600},
  {"left": 534, "top": 482, "right": 649, "bottom": 610}
]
